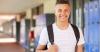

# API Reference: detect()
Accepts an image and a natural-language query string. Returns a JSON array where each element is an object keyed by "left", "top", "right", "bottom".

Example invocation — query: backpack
[{"left": 46, "top": 24, "right": 80, "bottom": 52}]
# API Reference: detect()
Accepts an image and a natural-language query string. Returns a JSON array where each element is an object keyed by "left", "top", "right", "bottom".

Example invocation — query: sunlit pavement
[{"left": 0, "top": 38, "right": 16, "bottom": 43}]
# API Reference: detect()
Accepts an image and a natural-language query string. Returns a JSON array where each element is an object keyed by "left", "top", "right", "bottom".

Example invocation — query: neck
[{"left": 56, "top": 20, "right": 69, "bottom": 30}]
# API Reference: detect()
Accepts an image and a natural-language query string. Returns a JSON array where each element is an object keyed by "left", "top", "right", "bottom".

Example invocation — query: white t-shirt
[{"left": 38, "top": 23, "right": 85, "bottom": 52}]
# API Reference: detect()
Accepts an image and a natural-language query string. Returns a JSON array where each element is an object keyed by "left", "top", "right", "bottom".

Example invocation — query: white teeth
[{"left": 60, "top": 17, "right": 65, "bottom": 18}]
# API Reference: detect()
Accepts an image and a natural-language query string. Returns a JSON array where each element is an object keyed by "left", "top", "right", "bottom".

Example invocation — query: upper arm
[
  {"left": 77, "top": 28, "right": 85, "bottom": 52},
  {"left": 36, "top": 45, "right": 46, "bottom": 50},
  {"left": 77, "top": 44, "right": 84, "bottom": 52},
  {"left": 36, "top": 28, "right": 48, "bottom": 49},
  {"left": 77, "top": 28, "right": 85, "bottom": 45},
  {"left": 38, "top": 27, "right": 48, "bottom": 45},
  {"left": 36, "top": 45, "right": 47, "bottom": 52}
]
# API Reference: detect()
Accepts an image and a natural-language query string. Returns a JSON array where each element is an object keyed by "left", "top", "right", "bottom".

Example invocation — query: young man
[{"left": 36, "top": 0, "right": 85, "bottom": 52}]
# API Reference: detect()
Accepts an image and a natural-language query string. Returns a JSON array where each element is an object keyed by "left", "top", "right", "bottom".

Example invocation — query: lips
[{"left": 59, "top": 15, "right": 67, "bottom": 19}]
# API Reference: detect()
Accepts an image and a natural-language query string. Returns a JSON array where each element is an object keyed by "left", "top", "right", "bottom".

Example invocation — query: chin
[
  {"left": 59, "top": 18, "right": 68, "bottom": 22},
  {"left": 59, "top": 19, "right": 67, "bottom": 22}
]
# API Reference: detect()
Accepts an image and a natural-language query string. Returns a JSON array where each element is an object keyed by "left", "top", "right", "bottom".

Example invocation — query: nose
[{"left": 60, "top": 11, "right": 67, "bottom": 16}]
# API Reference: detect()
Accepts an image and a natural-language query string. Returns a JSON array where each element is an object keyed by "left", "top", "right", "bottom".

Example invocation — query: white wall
[{"left": 43, "top": 0, "right": 56, "bottom": 13}]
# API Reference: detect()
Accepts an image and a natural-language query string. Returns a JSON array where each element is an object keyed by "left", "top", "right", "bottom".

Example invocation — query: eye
[
  {"left": 64, "top": 9, "right": 69, "bottom": 12},
  {"left": 58, "top": 9, "right": 62, "bottom": 12}
]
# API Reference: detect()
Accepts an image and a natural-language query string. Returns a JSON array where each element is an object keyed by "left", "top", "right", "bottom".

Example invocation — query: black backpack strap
[
  {"left": 71, "top": 24, "right": 80, "bottom": 52},
  {"left": 71, "top": 24, "right": 80, "bottom": 43},
  {"left": 47, "top": 24, "right": 54, "bottom": 45}
]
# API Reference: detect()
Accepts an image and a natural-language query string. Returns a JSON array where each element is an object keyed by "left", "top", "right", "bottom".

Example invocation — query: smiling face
[{"left": 55, "top": 4, "right": 71, "bottom": 22}]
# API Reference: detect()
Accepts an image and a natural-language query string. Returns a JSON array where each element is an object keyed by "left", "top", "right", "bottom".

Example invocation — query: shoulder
[
  {"left": 70, "top": 24, "right": 83, "bottom": 36},
  {"left": 70, "top": 24, "right": 82, "bottom": 32},
  {"left": 78, "top": 28, "right": 83, "bottom": 36}
]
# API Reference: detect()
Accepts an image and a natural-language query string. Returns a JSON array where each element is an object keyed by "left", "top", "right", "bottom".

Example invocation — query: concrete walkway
[{"left": 0, "top": 43, "right": 25, "bottom": 52}]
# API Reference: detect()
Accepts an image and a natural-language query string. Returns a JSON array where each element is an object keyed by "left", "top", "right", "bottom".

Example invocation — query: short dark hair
[{"left": 56, "top": 0, "right": 70, "bottom": 5}]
